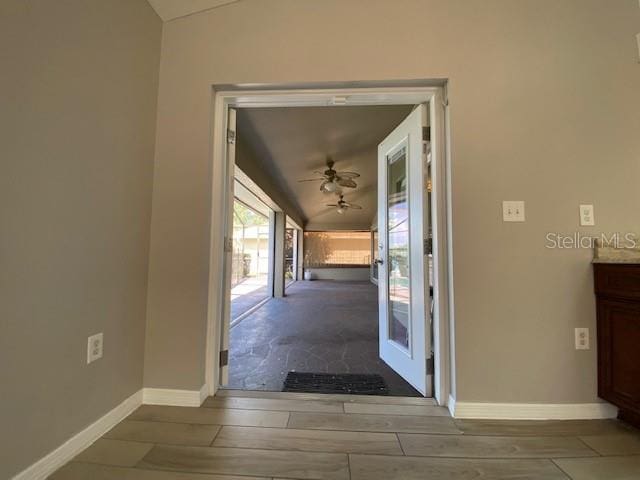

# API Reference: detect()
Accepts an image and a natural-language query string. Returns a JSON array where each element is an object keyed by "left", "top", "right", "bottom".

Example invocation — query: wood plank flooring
[{"left": 48, "top": 390, "right": 640, "bottom": 480}]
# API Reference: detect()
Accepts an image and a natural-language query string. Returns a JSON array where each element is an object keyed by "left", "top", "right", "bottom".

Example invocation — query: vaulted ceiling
[
  {"left": 147, "top": 0, "right": 240, "bottom": 21},
  {"left": 236, "top": 105, "right": 414, "bottom": 229}
]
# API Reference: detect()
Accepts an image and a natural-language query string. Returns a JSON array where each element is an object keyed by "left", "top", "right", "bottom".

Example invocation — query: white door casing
[
  {"left": 206, "top": 85, "right": 451, "bottom": 406},
  {"left": 219, "top": 107, "right": 236, "bottom": 385}
]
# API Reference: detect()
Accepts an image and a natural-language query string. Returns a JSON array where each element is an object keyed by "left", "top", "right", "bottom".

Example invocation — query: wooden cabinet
[{"left": 594, "top": 263, "right": 640, "bottom": 427}]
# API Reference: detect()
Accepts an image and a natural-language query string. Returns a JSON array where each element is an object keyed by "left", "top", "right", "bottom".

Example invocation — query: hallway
[{"left": 228, "top": 280, "right": 421, "bottom": 396}]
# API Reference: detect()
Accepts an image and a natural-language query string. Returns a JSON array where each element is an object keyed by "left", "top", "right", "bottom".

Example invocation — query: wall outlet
[
  {"left": 87, "top": 333, "right": 103, "bottom": 364},
  {"left": 575, "top": 328, "right": 589, "bottom": 350},
  {"left": 579, "top": 204, "right": 595, "bottom": 226},
  {"left": 502, "top": 201, "right": 525, "bottom": 222}
]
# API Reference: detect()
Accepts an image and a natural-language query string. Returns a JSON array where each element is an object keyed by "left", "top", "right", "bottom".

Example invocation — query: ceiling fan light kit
[
  {"left": 298, "top": 157, "right": 363, "bottom": 214},
  {"left": 326, "top": 194, "right": 362, "bottom": 214},
  {"left": 322, "top": 180, "right": 338, "bottom": 193}
]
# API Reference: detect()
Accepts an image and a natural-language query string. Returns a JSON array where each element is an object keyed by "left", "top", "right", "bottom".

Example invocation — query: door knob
[{"left": 374, "top": 259, "right": 384, "bottom": 265}]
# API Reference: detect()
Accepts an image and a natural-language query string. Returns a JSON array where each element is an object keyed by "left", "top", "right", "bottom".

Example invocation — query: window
[{"left": 303, "top": 231, "right": 372, "bottom": 267}]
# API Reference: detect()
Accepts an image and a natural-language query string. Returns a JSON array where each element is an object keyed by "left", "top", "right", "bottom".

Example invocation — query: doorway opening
[{"left": 208, "top": 85, "right": 451, "bottom": 404}]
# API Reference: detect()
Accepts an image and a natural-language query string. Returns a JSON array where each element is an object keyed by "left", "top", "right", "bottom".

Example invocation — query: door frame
[{"left": 205, "top": 84, "right": 453, "bottom": 405}]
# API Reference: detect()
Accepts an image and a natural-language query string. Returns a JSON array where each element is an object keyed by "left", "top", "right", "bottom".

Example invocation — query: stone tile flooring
[
  {"left": 228, "top": 280, "right": 420, "bottom": 396},
  {"left": 230, "top": 276, "right": 270, "bottom": 321},
  {"left": 49, "top": 390, "right": 640, "bottom": 479}
]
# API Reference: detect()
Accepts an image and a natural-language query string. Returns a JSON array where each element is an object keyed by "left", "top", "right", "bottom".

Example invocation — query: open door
[
  {"left": 377, "top": 104, "right": 432, "bottom": 396},
  {"left": 219, "top": 107, "right": 236, "bottom": 385}
]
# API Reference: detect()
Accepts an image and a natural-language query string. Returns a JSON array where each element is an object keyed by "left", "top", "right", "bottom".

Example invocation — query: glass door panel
[{"left": 387, "top": 146, "right": 410, "bottom": 350}]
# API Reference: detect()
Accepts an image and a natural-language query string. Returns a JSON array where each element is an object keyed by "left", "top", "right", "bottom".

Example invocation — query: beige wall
[
  {"left": 0, "top": 1, "right": 161, "bottom": 477},
  {"left": 144, "top": 0, "right": 640, "bottom": 405}
]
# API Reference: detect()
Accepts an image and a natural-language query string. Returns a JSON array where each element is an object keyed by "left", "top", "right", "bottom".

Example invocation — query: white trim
[
  {"left": 205, "top": 83, "right": 453, "bottom": 403},
  {"left": 12, "top": 390, "right": 142, "bottom": 480},
  {"left": 451, "top": 401, "right": 618, "bottom": 420},
  {"left": 447, "top": 394, "right": 456, "bottom": 417},
  {"left": 199, "top": 382, "right": 209, "bottom": 404},
  {"left": 142, "top": 385, "right": 207, "bottom": 407},
  {"left": 430, "top": 90, "right": 452, "bottom": 407},
  {"left": 443, "top": 84, "right": 457, "bottom": 407}
]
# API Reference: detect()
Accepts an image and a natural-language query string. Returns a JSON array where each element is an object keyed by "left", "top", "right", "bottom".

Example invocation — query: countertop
[{"left": 593, "top": 241, "right": 640, "bottom": 264}]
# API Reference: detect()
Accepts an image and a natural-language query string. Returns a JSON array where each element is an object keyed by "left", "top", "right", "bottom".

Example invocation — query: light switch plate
[
  {"left": 575, "top": 327, "right": 589, "bottom": 350},
  {"left": 579, "top": 204, "right": 595, "bottom": 226},
  {"left": 502, "top": 201, "right": 525, "bottom": 222},
  {"left": 87, "top": 333, "right": 103, "bottom": 364}
]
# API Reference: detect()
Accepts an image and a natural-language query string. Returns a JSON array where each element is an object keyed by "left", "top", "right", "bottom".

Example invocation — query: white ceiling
[
  {"left": 147, "top": 0, "right": 240, "bottom": 21},
  {"left": 237, "top": 105, "right": 414, "bottom": 229}
]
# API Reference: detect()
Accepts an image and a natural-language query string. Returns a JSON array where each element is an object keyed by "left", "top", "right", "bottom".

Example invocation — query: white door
[{"left": 377, "top": 105, "right": 432, "bottom": 396}]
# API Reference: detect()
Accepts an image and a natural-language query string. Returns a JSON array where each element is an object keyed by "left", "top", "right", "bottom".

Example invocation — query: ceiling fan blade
[
  {"left": 326, "top": 204, "right": 338, "bottom": 207},
  {"left": 298, "top": 178, "right": 324, "bottom": 182},
  {"left": 336, "top": 171, "right": 360, "bottom": 179},
  {"left": 342, "top": 202, "right": 362, "bottom": 209},
  {"left": 337, "top": 178, "right": 357, "bottom": 188}
]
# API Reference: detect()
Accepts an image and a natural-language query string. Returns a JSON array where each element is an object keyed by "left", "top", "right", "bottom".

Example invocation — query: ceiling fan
[
  {"left": 298, "top": 157, "right": 360, "bottom": 193},
  {"left": 327, "top": 195, "right": 362, "bottom": 214}
]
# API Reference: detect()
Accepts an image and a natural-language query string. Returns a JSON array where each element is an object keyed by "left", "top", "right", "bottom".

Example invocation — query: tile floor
[
  {"left": 228, "top": 280, "right": 420, "bottom": 396},
  {"left": 49, "top": 389, "right": 640, "bottom": 479},
  {"left": 230, "top": 276, "right": 270, "bottom": 321}
]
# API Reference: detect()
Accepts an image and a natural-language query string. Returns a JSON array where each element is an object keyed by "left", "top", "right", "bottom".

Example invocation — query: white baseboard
[
  {"left": 447, "top": 394, "right": 456, "bottom": 417},
  {"left": 142, "top": 384, "right": 208, "bottom": 407},
  {"left": 13, "top": 384, "right": 209, "bottom": 479},
  {"left": 451, "top": 400, "right": 618, "bottom": 420},
  {"left": 199, "top": 382, "right": 209, "bottom": 404},
  {"left": 12, "top": 389, "right": 142, "bottom": 480}
]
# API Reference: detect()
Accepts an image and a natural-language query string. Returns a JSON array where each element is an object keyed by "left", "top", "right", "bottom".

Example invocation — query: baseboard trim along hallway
[
  {"left": 13, "top": 386, "right": 209, "bottom": 480},
  {"left": 451, "top": 401, "right": 618, "bottom": 420},
  {"left": 12, "top": 390, "right": 143, "bottom": 480},
  {"left": 142, "top": 385, "right": 208, "bottom": 407}
]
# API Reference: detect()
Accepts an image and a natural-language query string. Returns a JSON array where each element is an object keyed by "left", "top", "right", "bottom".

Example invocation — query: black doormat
[{"left": 282, "top": 372, "right": 389, "bottom": 395}]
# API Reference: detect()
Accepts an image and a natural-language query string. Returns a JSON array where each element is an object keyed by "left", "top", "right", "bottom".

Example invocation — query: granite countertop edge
[{"left": 592, "top": 258, "right": 640, "bottom": 264}]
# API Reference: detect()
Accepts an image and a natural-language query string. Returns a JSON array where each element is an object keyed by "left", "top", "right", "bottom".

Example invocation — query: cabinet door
[{"left": 598, "top": 298, "right": 640, "bottom": 410}]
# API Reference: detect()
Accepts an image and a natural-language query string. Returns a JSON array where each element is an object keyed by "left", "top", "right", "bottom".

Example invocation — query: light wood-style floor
[{"left": 49, "top": 390, "right": 640, "bottom": 479}]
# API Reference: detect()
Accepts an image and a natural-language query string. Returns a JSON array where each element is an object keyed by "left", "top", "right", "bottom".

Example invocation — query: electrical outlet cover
[
  {"left": 579, "top": 204, "right": 595, "bottom": 226},
  {"left": 87, "top": 333, "right": 103, "bottom": 364},
  {"left": 575, "top": 328, "right": 589, "bottom": 350},
  {"left": 502, "top": 201, "right": 525, "bottom": 222}
]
